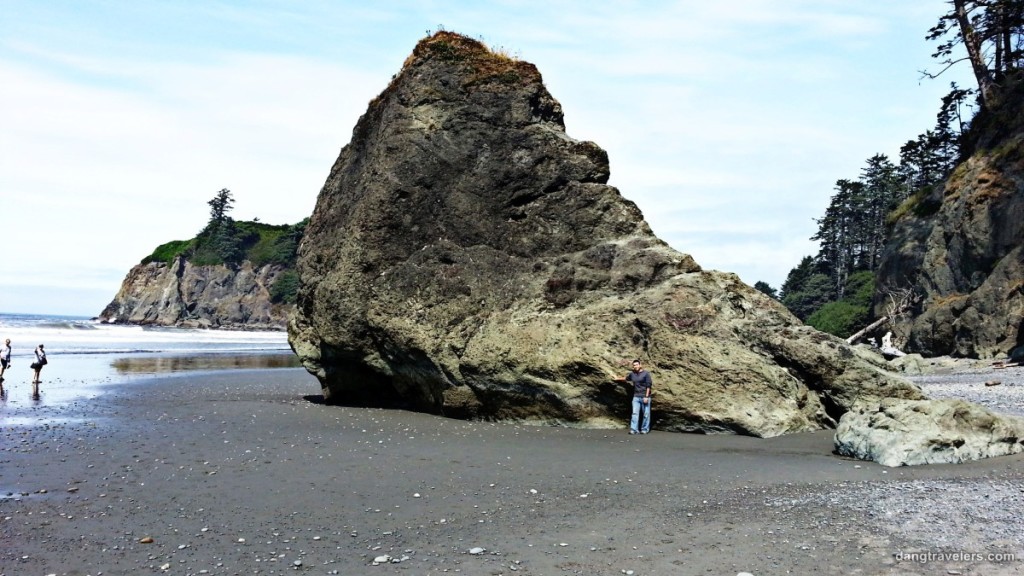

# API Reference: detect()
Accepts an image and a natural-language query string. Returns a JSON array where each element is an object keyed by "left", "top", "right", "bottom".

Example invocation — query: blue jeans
[{"left": 631, "top": 396, "right": 651, "bottom": 433}]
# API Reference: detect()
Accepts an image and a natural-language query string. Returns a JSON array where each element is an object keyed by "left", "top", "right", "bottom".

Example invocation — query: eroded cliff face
[
  {"left": 100, "top": 256, "right": 290, "bottom": 330},
  {"left": 288, "top": 32, "right": 922, "bottom": 436},
  {"left": 876, "top": 81, "right": 1024, "bottom": 359}
]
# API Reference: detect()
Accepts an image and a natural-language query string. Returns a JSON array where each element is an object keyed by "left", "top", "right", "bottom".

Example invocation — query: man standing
[
  {"left": 31, "top": 343, "right": 46, "bottom": 396},
  {"left": 0, "top": 339, "right": 11, "bottom": 393},
  {"left": 623, "top": 359, "right": 653, "bottom": 434}
]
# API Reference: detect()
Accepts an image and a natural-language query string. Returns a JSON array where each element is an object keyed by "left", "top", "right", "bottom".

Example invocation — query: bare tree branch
[
  {"left": 919, "top": 57, "right": 971, "bottom": 80},
  {"left": 844, "top": 288, "right": 919, "bottom": 345}
]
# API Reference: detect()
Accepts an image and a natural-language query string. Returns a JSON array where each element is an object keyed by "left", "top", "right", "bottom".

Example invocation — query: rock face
[
  {"left": 288, "top": 32, "right": 924, "bottom": 437},
  {"left": 876, "top": 79, "right": 1024, "bottom": 359},
  {"left": 835, "top": 398, "right": 1024, "bottom": 466},
  {"left": 100, "top": 256, "right": 290, "bottom": 330}
]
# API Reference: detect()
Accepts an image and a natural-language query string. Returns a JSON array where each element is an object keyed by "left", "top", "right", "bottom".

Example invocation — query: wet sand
[{"left": 2, "top": 363, "right": 1023, "bottom": 575}]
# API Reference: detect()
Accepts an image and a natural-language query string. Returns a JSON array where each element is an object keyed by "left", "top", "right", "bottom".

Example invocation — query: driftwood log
[{"left": 846, "top": 316, "right": 889, "bottom": 345}]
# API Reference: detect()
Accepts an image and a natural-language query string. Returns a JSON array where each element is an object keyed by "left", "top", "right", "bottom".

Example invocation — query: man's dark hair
[{"left": 632, "top": 359, "right": 641, "bottom": 364}]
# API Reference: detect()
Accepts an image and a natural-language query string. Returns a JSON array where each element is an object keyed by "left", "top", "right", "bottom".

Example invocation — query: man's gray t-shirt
[{"left": 626, "top": 370, "right": 652, "bottom": 397}]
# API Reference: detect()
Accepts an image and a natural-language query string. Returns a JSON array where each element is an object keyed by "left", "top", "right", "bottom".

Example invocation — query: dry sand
[{"left": 2, "top": 361, "right": 1023, "bottom": 576}]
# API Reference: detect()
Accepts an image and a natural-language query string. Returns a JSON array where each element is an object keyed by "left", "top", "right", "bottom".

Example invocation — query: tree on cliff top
[
  {"left": 141, "top": 191, "right": 306, "bottom": 304},
  {"left": 197, "top": 188, "right": 243, "bottom": 263},
  {"left": 206, "top": 188, "right": 234, "bottom": 229},
  {"left": 143, "top": 189, "right": 304, "bottom": 269},
  {"left": 927, "top": 0, "right": 1024, "bottom": 109}
]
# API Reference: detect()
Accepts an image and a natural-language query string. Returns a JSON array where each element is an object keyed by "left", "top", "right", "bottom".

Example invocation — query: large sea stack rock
[
  {"left": 101, "top": 256, "right": 289, "bottom": 330},
  {"left": 288, "top": 32, "right": 923, "bottom": 437},
  {"left": 876, "top": 77, "right": 1024, "bottom": 359}
]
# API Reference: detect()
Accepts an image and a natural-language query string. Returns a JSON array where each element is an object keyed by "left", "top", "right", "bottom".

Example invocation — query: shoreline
[
  {"left": 2, "top": 365, "right": 1023, "bottom": 575},
  {"left": 0, "top": 351, "right": 299, "bottom": 422}
]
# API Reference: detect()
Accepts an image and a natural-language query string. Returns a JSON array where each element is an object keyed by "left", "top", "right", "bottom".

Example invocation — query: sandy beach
[{"left": 2, "top": 361, "right": 1023, "bottom": 576}]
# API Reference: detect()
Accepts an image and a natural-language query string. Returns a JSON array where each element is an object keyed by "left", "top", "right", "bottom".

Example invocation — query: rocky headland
[
  {"left": 288, "top": 31, "right": 930, "bottom": 439},
  {"left": 100, "top": 256, "right": 291, "bottom": 330},
  {"left": 101, "top": 212, "right": 304, "bottom": 331},
  {"left": 876, "top": 74, "right": 1024, "bottom": 359}
]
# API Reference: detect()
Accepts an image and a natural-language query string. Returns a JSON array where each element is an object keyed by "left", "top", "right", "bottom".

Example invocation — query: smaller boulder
[
  {"left": 834, "top": 398, "right": 1024, "bottom": 466},
  {"left": 888, "top": 353, "right": 965, "bottom": 375}
]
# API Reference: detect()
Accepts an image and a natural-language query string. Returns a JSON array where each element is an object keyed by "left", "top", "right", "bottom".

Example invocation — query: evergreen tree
[
  {"left": 781, "top": 273, "right": 834, "bottom": 321},
  {"left": 787, "top": 152, "right": 920, "bottom": 325},
  {"left": 806, "top": 154, "right": 915, "bottom": 304},
  {"left": 211, "top": 225, "right": 244, "bottom": 264},
  {"left": 898, "top": 131, "right": 948, "bottom": 190},
  {"left": 935, "top": 83, "right": 975, "bottom": 155},
  {"left": 989, "top": 0, "right": 1024, "bottom": 77},
  {"left": 858, "top": 154, "right": 903, "bottom": 271},
  {"left": 811, "top": 179, "right": 860, "bottom": 298},
  {"left": 753, "top": 281, "right": 778, "bottom": 299},
  {"left": 779, "top": 256, "right": 835, "bottom": 320},
  {"left": 207, "top": 188, "right": 235, "bottom": 230},
  {"left": 779, "top": 256, "right": 820, "bottom": 300},
  {"left": 195, "top": 188, "right": 245, "bottom": 264}
]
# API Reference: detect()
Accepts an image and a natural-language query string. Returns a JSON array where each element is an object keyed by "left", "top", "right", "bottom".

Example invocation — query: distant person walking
[
  {"left": 31, "top": 343, "right": 47, "bottom": 395},
  {"left": 618, "top": 359, "right": 653, "bottom": 434},
  {"left": 0, "top": 338, "right": 10, "bottom": 393}
]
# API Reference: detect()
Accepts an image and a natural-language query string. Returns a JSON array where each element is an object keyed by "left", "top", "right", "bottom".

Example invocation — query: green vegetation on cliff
[
  {"left": 143, "top": 222, "right": 306, "bottom": 267},
  {"left": 141, "top": 189, "right": 306, "bottom": 304},
  {"left": 805, "top": 271, "right": 874, "bottom": 338}
]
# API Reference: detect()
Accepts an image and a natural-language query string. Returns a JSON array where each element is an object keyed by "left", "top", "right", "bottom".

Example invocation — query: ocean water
[
  {"left": 0, "top": 312, "right": 291, "bottom": 358},
  {"left": 0, "top": 312, "right": 299, "bottom": 421}
]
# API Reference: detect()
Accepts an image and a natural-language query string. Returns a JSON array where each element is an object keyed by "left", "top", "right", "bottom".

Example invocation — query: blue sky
[{"left": 1, "top": 1, "right": 972, "bottom": 316}]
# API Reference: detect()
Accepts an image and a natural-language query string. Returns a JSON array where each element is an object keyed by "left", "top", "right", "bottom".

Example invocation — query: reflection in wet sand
[{"left": 111, "top": 352, "right": 300, "bottom": 374}]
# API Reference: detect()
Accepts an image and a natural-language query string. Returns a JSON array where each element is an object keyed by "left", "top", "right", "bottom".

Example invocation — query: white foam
[{"left": 0, "top": 315, "right": 288, "bottom": 357}]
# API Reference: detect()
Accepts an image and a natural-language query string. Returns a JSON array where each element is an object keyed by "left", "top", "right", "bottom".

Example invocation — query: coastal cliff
[
  {"left": 876, "top": 75, "right": 1024, "bottom": 359},
  {"left": 288, "top": 31, "right": 924, "bottom": 436},
  {"left": 101, "top": 205, "right": 304, "bottom": 331},
  {"left": 100, "top": 256, "right": 291, "bottom": 330}
]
